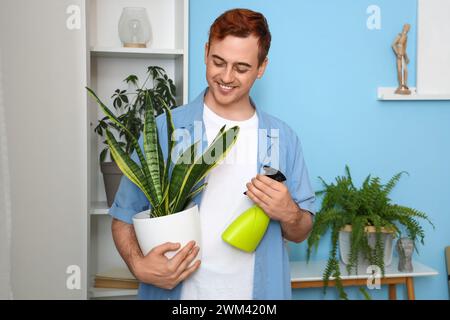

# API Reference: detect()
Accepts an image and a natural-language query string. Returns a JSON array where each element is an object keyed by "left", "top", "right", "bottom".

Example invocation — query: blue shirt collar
[
  {"left": 186, "top": 88, "right": 276, "bottom": 176},
  {"left": 188, "top": 87, "right": 271, "bottom": 132}
]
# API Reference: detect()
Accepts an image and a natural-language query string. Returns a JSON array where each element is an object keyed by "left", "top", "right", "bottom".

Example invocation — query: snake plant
[{"left": 87, "top": 88, "right": 239, "bottom": 217}]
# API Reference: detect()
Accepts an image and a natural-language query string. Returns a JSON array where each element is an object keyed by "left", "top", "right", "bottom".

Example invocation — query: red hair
[{"left": 208, "top": 8, "right": 271, "bottom": 66}]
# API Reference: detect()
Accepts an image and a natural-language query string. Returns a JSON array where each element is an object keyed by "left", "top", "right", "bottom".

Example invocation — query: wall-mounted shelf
[
  {"left": 90, "top": 47, "right": 184, "bottom": 59},
  {"left": 378, "top": 87, "right": 450, "bottom": 100}
]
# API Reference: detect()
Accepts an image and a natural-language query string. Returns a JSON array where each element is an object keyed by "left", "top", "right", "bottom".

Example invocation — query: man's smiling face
[{"left": 204, "top": 34, "right": 267, "bottom": 110}]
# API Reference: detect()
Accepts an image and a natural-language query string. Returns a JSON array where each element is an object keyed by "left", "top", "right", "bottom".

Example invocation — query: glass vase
[{"left": 118, "top": 7, "right": 151, "bottom": 48}]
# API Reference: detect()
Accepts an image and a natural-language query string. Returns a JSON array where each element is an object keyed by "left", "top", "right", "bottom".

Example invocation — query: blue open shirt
[{"left": 109, "top": 88, "right": 315, "bottom": 300}]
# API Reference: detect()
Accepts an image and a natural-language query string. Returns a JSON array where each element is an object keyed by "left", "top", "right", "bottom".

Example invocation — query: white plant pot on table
[
  {"left": 132, "top": 204, "right": 202, "bottom": 263},
  {"left": 339, "top": 224, "right": 395, "bottom": 266}
]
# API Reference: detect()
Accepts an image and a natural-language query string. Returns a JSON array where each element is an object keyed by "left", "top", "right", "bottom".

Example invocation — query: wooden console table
[{"left": 290, "top": 258, "right": 438, "bottom": 300}]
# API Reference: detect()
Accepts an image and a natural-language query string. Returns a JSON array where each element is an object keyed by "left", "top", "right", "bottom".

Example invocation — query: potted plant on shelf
[
  {"left": 87, "top": 86, "right": 239, "bottom": 260},
  {"left": 307, "top": 165, "right": 434, "bottom": 299},
  {"left": 94, "top": 66, "right": 178, "bottom": 207}
]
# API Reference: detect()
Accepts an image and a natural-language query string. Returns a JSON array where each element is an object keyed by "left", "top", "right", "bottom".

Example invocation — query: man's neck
[{"left": 204, "top": 92, "right": 255, "bottom": 121}]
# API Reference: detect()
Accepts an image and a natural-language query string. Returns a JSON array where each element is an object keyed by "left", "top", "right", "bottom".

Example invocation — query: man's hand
[
  {"left": 245, "top": 174, "right": 313, "bottom": 243},
  {"left": 111, "top": 219, "right": 201, "bottom": 290},
  {"left": 133, "top": 241, "right": 201, "bottom": 290},
  {"left": 245, "top": 174, "right": 299, "bottom": 222}
]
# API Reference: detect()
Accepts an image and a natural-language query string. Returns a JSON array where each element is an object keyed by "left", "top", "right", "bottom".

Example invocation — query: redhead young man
[{"left": 109, "top": 8, "right": 315, "bottom": 300}]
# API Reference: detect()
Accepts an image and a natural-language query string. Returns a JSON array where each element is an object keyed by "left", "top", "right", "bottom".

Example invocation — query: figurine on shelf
[
  {"left": 392, "top": 24, "right": 412, "bottom": 95},
  {"left": 397, "top": 237, "right": 414, "bottom": 272}
]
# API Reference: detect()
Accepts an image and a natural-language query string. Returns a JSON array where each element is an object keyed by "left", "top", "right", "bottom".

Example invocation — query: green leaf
[
  {"left": 87, "top": 86, "right": 154, "bottom": 199},
  {"left": 186, "top": 183, "right": 208, "bottom": 203},
  {"left": 100, "top": 148, "right": 108, "bottom": 163},
  {"left": 160, "top": 99, "right": 175, "bottom": 192},
  {"left": 105, "top": 129, "right": 156, "bottom": 208},
  {"left": 168, "top": 141, "right": 199, "bottom": 210},
  {"left": 142, "top": 91, "right": 163, "bottom": 202},
  {"left": 359, "top": 287, "right": 372, "bottom": 300},
  {"left": 383, "top": 171, "right": 408, "bottom": 196},
  {"left": 125, "top": 75, "right": 139, "bottom": 86},
  {"left": 171, "top": 126, "right": 239, "bottom": 213}
]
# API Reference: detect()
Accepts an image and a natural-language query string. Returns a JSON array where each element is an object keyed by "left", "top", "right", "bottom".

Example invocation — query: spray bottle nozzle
[
  {"left": 262, "top": 166, "right": 286, "bottom": 182},
  {"left": 243, "top": 167, "right": 286, "bottom": 195}
]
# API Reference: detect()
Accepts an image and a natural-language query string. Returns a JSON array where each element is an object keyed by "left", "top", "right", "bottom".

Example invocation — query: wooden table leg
[
  {"left": 405, "top": 277, "right": 415, "bottom": 300},
  {"left": 388, "top": 284, "right": 397, "bottom": 300}
]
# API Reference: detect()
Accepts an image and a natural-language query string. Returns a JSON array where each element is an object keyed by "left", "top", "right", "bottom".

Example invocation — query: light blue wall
[{"left": 189, "top": 0, "right": 450, "bottom": 300}]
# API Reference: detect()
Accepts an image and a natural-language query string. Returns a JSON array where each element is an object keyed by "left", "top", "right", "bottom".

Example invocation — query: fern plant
[
  {"left": 307, "top": 165, "right": 434, "bottom": 299},
  {"left": 87, "top": 87, "right": 239, "bottom": 217}
]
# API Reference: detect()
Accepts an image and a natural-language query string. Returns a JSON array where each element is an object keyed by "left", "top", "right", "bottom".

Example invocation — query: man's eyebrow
[{"left": 211, "top": 54, "right": 252, "bottom": 68}]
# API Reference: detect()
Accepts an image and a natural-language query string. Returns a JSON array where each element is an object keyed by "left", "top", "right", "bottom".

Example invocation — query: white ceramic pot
[
  {"left": 339, "top": 225, "right": 394, "bottom": 266},
  {"left": 132, "top": 204, "right": 201, "bottom": 261}
]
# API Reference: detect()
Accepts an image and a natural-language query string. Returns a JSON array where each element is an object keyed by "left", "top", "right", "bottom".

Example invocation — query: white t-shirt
[{"left": 180, "top": 104, "right": 258, "bottom": 300}]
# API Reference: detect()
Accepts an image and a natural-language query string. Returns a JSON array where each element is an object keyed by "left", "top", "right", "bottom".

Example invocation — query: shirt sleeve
[
  {"left": 287, "top": 132, "right": 316, "bottom": 215},
  {"left": 108, "top": 135, "right": 150, "bottom": 224}
]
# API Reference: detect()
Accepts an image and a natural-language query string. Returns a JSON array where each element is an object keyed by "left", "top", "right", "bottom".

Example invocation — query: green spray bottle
[{"left": 221, "top": 166, "right": 287, "bottom": 252}]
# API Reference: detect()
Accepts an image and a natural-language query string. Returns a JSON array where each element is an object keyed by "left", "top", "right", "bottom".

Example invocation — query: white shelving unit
[
  {"left": 90, "top": 47, "right": 184, "bottom": 59},
  {"left": 90, "top": 287, "right": 138, "bottom": 299},
  {"left": 86, "top": 0, "right": 189, "bottom": 300},
  {"left": 89, "top": 201, "right": 109, "bottom": 215},
  {"left": 377, "top": 87, "right": 450, "bottom": 100}
]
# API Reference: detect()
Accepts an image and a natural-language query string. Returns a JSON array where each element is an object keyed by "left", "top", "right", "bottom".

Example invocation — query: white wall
[
  {"left": 0, "top": 0, "right": 88, "bottom": 299},
  {"left": 417, "top": 0, "right": 450, "bottom": 94},
  {"left": 0, "top": 50, "right": 12, "bottom": 300}
]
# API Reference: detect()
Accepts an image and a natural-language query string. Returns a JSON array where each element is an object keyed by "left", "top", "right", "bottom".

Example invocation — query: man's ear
[
  {"left": 204, "top": 42, "right": 209, "bottom": 65},
  {"left": 257, "top": 57, "right": 269, "bottom": 79}
]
